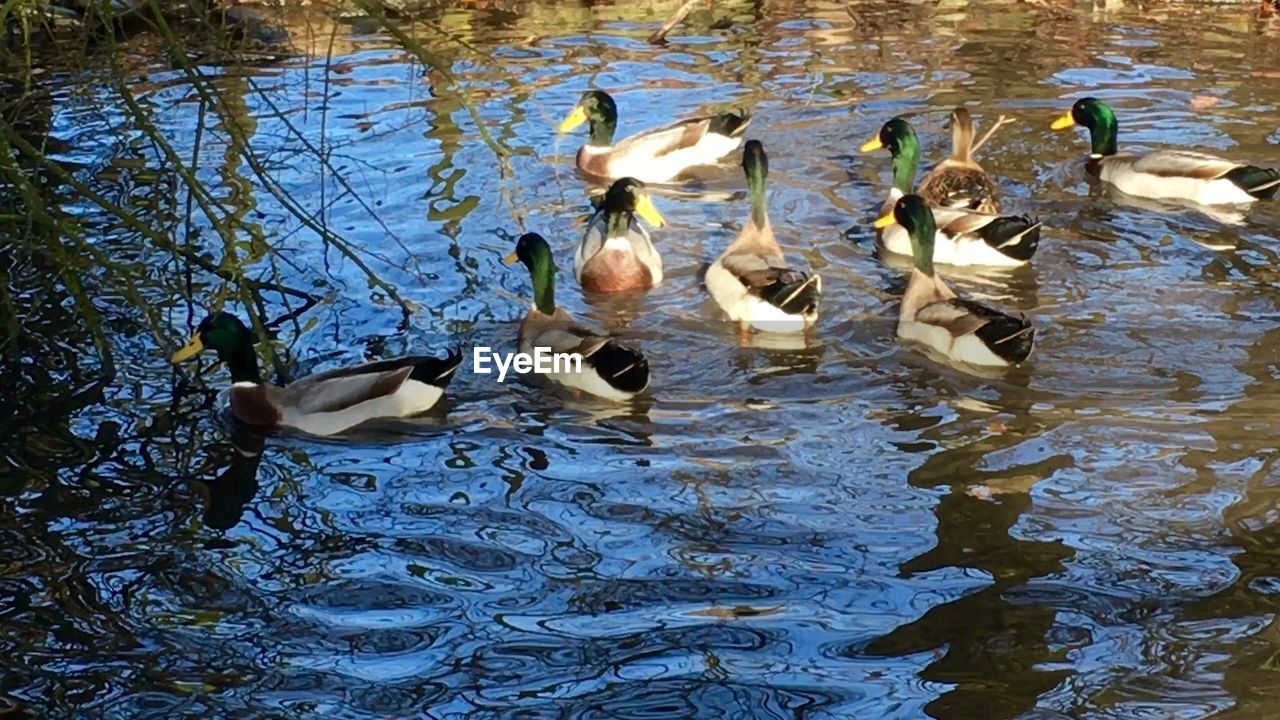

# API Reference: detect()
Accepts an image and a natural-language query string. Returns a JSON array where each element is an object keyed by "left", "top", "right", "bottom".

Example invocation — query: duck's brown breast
[
  {"left": 230, "top": 384, "right": 283, "bottom": 430},
  {"left": 580, "top": 249, "right": 653, "bottom": 293},
  {"left": 577, "top": 146, "right": 613, "bottom": 179}
]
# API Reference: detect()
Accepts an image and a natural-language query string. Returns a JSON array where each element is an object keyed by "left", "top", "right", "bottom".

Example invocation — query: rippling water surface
[{"left": 5, "top": 1, "right": 1280, "bottom": 717}]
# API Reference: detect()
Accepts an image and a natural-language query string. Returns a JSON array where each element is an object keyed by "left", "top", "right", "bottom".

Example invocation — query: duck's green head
[
  {"left": 602, "top": 177, "right": 665, "bottom": 228},
  {"left": 1051, "top": 97, "right": 1118, "bottom": 156},
  {"left": 742, "top": 139, "right": 769, "bottom": 224},
  {"left": 861, "top": 117, "right": 920, "bottom": 192},
  {"left": 557, "top": 90, "right": 618, "bottom": 146},
  {"left": 861, "top": 117, "right": 917, "bottom": 156},
  {"left": 875, "top": 194, "right": 937, "bottom": 274},
  {"left": 171, "top": 312, "right": 261, "bottom": 383},
  {"left": 504, "top": 232, "right": 557, "bottom": 314},
  {"left": 504, "top": 232, "right": 554, "bottom": 273},
  {"left": 743, "top": 139, "right": 768, "bottom": 179}
]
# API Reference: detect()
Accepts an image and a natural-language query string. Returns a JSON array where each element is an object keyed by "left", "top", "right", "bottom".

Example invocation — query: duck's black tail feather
[
  {"left": 590, "top": 342, "right": 650, "bottom": 395},
  {"left": 409, "top": 347, "right": 464, "bottom": 388},
  {"left": 973, "top": 314, "right": 1035, "bottom": 365},
  {"left": 979, "top": 215, "right": 1042, "bottom": 262},
  {"left": 1225, "top": 165, "right": 1280, "bottom": 200},
  {"left": 709, "top": 109, "right": 752, "bottom": 138},
  {"left": 760, "top": 272, "right": 822, "bottom": 317}
]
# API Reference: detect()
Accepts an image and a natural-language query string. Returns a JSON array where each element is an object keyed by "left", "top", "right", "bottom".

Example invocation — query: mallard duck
[
  {"left": 876, "top": 195, "right": 1035, "bottom": 367},
  {"left": 576, "top": 177, "right": 666, "bottom": 293},
  {"left": 170, "top": 313, "right": 461, "bottom": 436},
  {"left": 557, "top": 90, "right": 751, "bottom": 184},
  {"left": 505, "top": 232, "right": 650, "bottom": 401},
  {"left": 861, "top": 117, "right": 1040, "bottom": 267},
  {"left": 917, "top": 108, "right": 1002, "bottom": 213},
  {"left": 1051, "top": 97, "right": 1280, "bottom": 205},
  {"left": 705, "top": 140, "right": 820, "bottom": 334}
]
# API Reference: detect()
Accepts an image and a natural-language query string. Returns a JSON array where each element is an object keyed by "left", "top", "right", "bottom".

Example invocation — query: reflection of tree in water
[
  {"left": 0, "top": 82, "right": 110, "bottom": 494},
  {"left": 865, "top": 370, "right": 1075, "bottom": 719},
  {"left": 1175, "top": 323, "right": 1280, "bottom": 716},
  {"left": 0, "top": 27, "right": 353, "bottom": 714}
]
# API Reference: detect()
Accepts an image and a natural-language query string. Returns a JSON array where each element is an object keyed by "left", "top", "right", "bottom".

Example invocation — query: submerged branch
[{"left": 650, "top": 0, "right": 705, "bottom": 44}]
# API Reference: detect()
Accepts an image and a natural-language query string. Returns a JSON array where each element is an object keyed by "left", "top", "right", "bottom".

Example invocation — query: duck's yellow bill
[
  {"left": 873, "top": 211, "right": 895, "bottom": 229},
  {"left": 557, "top": 106, "right": 587, "bottom": 133},
  {"left": 171, "top": 335, "right": 204, "bottom": 363},
  {"left": 635, "top": 194, "right": 665, "bottom": 228},
  {"left": 503, "top": 251, "right": 520, "bottom": 265},
  {"left": 1050, "top": 112, "right": 1075, "bottom": 130},
  {"left": 859, "top": 136, "right": 883, "bottom": 152}
]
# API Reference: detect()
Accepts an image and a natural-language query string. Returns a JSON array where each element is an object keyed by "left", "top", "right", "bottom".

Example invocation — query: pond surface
[{"left": 5, "top": 0, "right": 1280, "bottom": 717}]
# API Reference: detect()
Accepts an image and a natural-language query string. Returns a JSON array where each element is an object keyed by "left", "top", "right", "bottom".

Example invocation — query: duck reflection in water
[
  {"left": 190, "top": 425, "right": 266, "bottom": 540},
  {"left": 866, "top": 364, "right": 1074, "bottom": 717}
]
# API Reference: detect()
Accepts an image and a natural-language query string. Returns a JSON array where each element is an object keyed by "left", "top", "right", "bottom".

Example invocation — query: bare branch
[
  {"left": 973, "top": 115, "right": 1017, "bottom": 154},
  {"left": 650, "top": 0, "right": 704, "bottom": 44}
]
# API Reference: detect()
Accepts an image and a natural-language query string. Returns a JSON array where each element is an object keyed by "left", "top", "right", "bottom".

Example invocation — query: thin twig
[
  {"left": 99, "top": 10, "right": 293, "bottom": 377},
  {"left": 0, "top": 124, "right": 317, "bottom": 308},
  {"left": 972, "top": 114, "right": 1016, "bottom": 154},
  {"left": 650, "top": 0, "right": 703, "bottom": 44},
  {"left": 0, "top": 139, "right": 116, "bottom": 374},
  {"left": 142, "top": 3, "right": 414, "bottom": 321},
  {"left": 245, "top": 75, "right": 426, "bottom": 280}
]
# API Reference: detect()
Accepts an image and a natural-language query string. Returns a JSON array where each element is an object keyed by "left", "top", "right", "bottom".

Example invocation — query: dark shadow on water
[
  {"left": 859, "top": 376, "right": 1076, "bottom": 719},
  {"left": 190, "top": 425, "right": 267, "bottom": 540}
]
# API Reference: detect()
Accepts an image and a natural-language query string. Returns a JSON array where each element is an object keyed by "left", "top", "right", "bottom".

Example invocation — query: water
[{"left": 4, "top": 1, "right": 1280, "bottom": 717}]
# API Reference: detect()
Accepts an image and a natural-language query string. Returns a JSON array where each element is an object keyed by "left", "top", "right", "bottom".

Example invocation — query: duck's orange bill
[
  {"left": 1050, "top": 112, "right": 1075, "bottom": 130},
  {"left": 557, "top": 106, "right": 587, "bottom": 133},
  {"left": 635, "top": 194, "right": 665, "bottom": 227},
  {"left": 171, "top": 335, "right": 204, "bottom": 363}
]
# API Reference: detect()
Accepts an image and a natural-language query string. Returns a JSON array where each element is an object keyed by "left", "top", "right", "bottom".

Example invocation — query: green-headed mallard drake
[
  {"left": 505, "top": 233, "right": 650, "bottom": 401},
  {"left": 171, "top": 313, "right": 461, "bottom": 436},
  {"left": 576, "top": 177, "right": 666, "bottom": 293},
  {"left": 876, "top": 195, "right": 1035, "bottom": 367},
  {"left": 861, "top": 117, "right": 1040, "bottom": 267},
  {"left": 557, "top": 90, "right": 751, "bottom": 184},
  {"left": 917, "top": 108, "right": 1002, "bottom": 213},
  {"left": 1051, "top": 97, "right": 1280, "bottom": 205},
  {"left": 706, "top": 140, "right": 821, "bottom": 334}
]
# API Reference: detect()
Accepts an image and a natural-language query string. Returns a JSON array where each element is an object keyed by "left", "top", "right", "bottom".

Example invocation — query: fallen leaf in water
[
  {"left": 967, "top": 485, "right": 995, "bottom": 501},
  {"left": 1252, "top": 70, "right": 1280, "bottom": 79},
  {"left": 690, "top": 605, "right": 785, "bottom": 620},
  {"left": 1190, "top": 95, "right": 1222, "bottom": 110},
  {"left": 967, "top": 473, "right": 1044, "bottom": 499}
]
